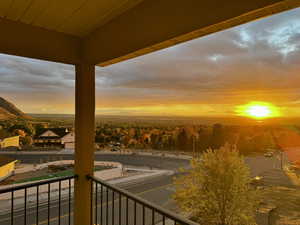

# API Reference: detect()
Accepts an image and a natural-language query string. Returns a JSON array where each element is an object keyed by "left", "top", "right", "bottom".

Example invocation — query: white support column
[{"left": 74, "top": 63, "right": 95, "bottom": 225}]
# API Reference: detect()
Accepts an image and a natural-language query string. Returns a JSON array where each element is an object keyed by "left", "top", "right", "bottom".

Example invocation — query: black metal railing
[
  {"left": 0, "top": 175, "right": 76, "bottom": 225},
  {"left": 88, "top": 175, "right": 198, "bottom": 225},
  {"left": 0, "top": 174, "right": 197, "bottom": 225}
]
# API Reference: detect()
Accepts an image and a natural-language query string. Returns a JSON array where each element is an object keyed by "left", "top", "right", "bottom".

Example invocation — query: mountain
[{"left": 0, "top": 97, "right": 32, "bottom": 120}]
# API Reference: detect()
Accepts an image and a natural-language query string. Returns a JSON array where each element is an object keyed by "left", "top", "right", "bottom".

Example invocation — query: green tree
[
  {"left": 173, "top": 145, "right": 260, "bottom": 225},
  {"left": 20, "top": 136, "right": 33, "bottom": 146},
  {"left": 177, "top": 128, "right": 189, "bottom": 151},
  {"left": 197, "top": 127, "right": 211, "bottom": 152},
  {"left": 9, "top": 123, "right": 35, "bottom": 136},
  {"left": 34, "top": 123, "right": 46, "bottom": 135},
  {"left": 95, "top": 133, "right": 105, "bottom": 143},
  {"left": 210, "top": 123, "right": 225, "bottom": 149},
  {"left": 0, "top": 129, "right": 10, "bottom": 139}
]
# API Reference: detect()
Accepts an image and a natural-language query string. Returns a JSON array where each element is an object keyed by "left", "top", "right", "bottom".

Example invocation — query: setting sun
[{"left": 235, "top": 101, "right": 281, "bottom": 119}]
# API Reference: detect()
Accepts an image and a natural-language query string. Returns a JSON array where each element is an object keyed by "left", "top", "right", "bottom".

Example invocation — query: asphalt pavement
[
  {"left": 244, "top": 154, "right": 295, "bottom": 187},
  {"left": 0, "top": 151, "right": 295, "bottom": 225},
  {"left": 1, "top": 151, "right": 292, "bottom": 187},
  {"left": 0, "top": 153, "right": 190, "bottom": 171}
]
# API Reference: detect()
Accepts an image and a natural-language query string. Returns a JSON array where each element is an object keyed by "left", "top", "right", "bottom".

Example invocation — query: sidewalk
[{"left": 283, "top": 165, "right": 300, "bottom": 186}]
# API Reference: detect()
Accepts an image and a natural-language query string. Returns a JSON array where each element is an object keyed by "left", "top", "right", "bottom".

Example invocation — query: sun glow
[{"left": 235, "top": 101, "right": 281, "bottom": 119}]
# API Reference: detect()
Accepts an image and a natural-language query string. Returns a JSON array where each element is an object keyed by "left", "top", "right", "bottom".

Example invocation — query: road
[
  {"left": 0, "top": 152, "right": 295, "bottom": 225},
  {"left": 1, "top": 151, "right": 293, "bottom": 187},
  {"left": 0, "top": 153, "right": 190, "bottom": 171},
  {"left": 245, "top": 154, "right": 294, "bottom": 187}
]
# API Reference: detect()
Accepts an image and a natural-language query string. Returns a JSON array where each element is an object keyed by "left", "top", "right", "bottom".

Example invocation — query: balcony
[
  {"left": 0, "top": 175, "right": 197, "bottom": 225},
  {"left": 0, "top": 1, "right": 299, "bottom": 225}
]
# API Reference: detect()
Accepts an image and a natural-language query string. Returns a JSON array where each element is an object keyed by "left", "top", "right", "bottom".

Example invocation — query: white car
[
  {"left": 264, "top": 152, "right": 273, "bottom": 157},
  {"left": 251, "top": 176, "right": 264, "bottom": 186}
]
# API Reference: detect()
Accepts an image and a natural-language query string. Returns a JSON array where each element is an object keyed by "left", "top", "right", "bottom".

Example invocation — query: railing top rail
[
  {"left": 0, "top": 175, "right": 77, "bottom": 194},
  {"left": 88, "top": 175, "right": 198, "bottom": 225}
]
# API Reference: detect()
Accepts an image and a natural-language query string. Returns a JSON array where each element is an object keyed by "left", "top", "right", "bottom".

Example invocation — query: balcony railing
[
  {"left": 88, "top": 175, "right": 198, "bottom": 225},
  {"left": 0, "top": 175, "right": 76, "bottom": 225},
  {"left": 0, "top": 175, "right": 197, "bottom": 225}
]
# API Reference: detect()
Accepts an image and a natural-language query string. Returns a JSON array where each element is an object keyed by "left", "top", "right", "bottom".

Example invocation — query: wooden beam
[
  {"left": 83, "top": 0, "right": 300, "bottom": 66},
  {"left": 0, "top": 18, "right": 81, "bottom": 65},
  {"left": 74, "top": 63, "right": 95, "bottom": 225}
]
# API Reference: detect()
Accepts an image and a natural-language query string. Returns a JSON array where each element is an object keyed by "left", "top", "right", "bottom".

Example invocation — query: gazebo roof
[{"left": 0, "top": 0, "right": 299, "bottom": 66}]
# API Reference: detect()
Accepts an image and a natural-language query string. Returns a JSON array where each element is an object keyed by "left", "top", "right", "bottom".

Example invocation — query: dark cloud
[
  {"left": 94, "top": 8, "right": 300, "bottom": 109},
  {"left": 0, "top": 54, "right": 75, "bottom": 113},
  {"left": 0, "top": 8, "right": 300, "bottom": 115}
]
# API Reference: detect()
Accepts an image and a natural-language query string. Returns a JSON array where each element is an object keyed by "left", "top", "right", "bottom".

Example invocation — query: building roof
[
  {"left": 0, "top": 156, "right": 16, "bottom": 167},
  {"left": 36, "top": 136, "right": 63, "bottom": 140},
  {"left": 35, "top": 128, "right": 70, "bottom": 138}
]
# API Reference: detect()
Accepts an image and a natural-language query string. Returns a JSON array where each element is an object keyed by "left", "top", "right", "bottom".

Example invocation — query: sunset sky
[{"left": 0, "top": 8, "right": 300, "bottom": 117}]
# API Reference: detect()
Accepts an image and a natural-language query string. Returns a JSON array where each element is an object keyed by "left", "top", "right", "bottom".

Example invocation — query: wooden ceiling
[
  {"left": 0, "top": 0, "right": 299, "bottom": 66},
  {"left": 0, "top": 0, "right": 143, "bottom": 37}
]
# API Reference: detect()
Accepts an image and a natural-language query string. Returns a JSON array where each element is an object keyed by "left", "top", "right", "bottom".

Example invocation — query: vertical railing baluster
[
  {"left": 101, "top": 184, "right": 103, "bottom": 225},
  {"left": 0, "top": 176, "right": 84, "bottom": 225},
  {"left": 81, "top": 176, "right": 197, "bottom": 225},
  {"left": 126, "top": 197, "right": 128, "bottom": 225},
  {"left": 112, "top": 191, "right": 115, "bottom": 225},
  {"left": 36, "top": 185, "right": 39, "bottom": 225},
  {"left": 2, "top": 176, "right": 198, "bottom": 225},
  {"left": 24, "top": 188, "right": 27, "bottom": 225},
  {"left": 152, "top": 209, "right": 155, "bottom": 225},
  {"left": 48, "top": 183, "right": 50, "bottom": 225},
  {"left": 90, "top": 180, "right": 93, "bottom": 225},
  {"left": 58, "top": 180, "right": 61, "bottom": 225},
  {"left": 142, "top": 205, "right": 145, "bottom": 225},
  {"left": 95, "top": 183, "right": 98, "bottom": 225},
  {"left": 106, "top": 187, "right": 109, "bottom": 225},
  {"left": 11, "top": 191, "right": 14, "bottom": 225},
  {"left": 119, "top": 192, "right": 121, "bottom": 225},
  {"left": 134, "top": 201, "right": 136, "bottom": 225},
  {"left": 69, "top": 179, "right": 71, "bottom": 225}
]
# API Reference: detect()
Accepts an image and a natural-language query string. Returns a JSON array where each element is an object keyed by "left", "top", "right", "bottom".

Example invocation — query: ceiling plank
[
  {"left": 5, "top": 0, "right": 33, "bottom": 21},
  {"left": 60, "top": 0, "right": 143, "bottom": 37},
  {"left": 32, "top": 0, "right": 87, "bottom": 34},
  {"left": 82, "top": 0, "right": 300, "bottom": 66},
  {"left": 0, "top": 0, "right": 13, "bottom": 18},
  {"left": 0, "top": 18, "right": 81, "bottom": 65},
  {"left": 20, "top": 0, "right": 51, "bottom": 24}
]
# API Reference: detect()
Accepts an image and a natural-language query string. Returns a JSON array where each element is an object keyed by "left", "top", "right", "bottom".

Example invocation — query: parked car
[
  {"left": 110, "top": 146, "right": 121, "bottom": 152},
  {"left": 264, "top": 152, "right": 273, "bottom": 157},
  {"left": 251, "top": 176, "right": 264, "bottom": 186}
]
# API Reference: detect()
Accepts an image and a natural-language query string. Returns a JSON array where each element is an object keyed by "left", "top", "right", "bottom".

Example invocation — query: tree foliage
[
  {"left": 210, "top": 123, "right": 225, "bottom": 149},
  {"left": 20, "top": 136, "right": 33, "bottom": 146},
  {"left": 173, "top": 145, "right": 260, "bottom": 225}
]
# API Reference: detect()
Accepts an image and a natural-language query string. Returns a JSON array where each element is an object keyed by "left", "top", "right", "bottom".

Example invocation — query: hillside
[{"left": 0, "top": 97, "right": 32, "bottom": 120}]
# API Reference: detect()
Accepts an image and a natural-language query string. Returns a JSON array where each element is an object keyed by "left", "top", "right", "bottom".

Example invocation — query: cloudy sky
[{"left": 1, "top": 8, "right": 300, "bottom": 117}]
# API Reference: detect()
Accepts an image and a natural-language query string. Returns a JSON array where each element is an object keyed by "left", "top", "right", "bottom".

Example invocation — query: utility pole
[
  {"left": 280, "top": 150, "right": 283, "bottom": 170},
  {"left": 193, "top": 135, "right": 196, "bottom": 157}
]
